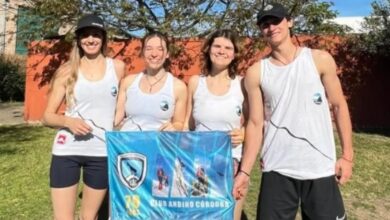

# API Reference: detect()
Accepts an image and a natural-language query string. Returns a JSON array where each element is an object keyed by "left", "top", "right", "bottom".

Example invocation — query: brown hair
[
  {"left": 201, "top": 29, "right": 241, "bottom": 79},
  {"left": 141, "top": 31, "right": 171, "bottom": 70}
]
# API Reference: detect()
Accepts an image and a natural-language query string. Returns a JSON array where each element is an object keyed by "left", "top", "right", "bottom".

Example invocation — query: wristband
[
  {"left": 239, "top": 170, "right": 250, "bottom": 177},
  {"left": 341, "top": 156, "right": 353, "bottom": 164}
]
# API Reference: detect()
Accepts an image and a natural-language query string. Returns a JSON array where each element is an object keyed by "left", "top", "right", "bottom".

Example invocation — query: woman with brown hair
[{"left": 184, "top": 29, "right": 248, "bottom": 220}]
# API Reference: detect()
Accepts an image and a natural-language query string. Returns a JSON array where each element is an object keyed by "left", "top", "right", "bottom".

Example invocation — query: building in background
[
  {"left": 0, "top": 0, "right": 32, "bottom": 55},
  {"left": 332, "top": 16, "right": 366, "bottom": 33}
]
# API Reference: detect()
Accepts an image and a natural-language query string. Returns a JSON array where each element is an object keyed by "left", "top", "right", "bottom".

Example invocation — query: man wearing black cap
[{"left": 233, "top": 2, "right": 353, "bottom": 220}]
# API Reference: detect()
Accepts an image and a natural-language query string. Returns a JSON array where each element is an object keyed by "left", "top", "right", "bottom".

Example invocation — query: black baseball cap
[
  {"left": 257, "top": 3, "right": 289, "bottom": 25},
  {"left": 75, "top": 14, "right": 106, "bottom": 33}
]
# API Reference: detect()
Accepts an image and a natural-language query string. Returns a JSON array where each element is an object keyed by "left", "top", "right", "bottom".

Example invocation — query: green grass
[
  {"left": 0, "top": 125, "right": 389, "bottom": 219},
  {"left": 0, "top": 125, "right": 55, "bottom": 219}
]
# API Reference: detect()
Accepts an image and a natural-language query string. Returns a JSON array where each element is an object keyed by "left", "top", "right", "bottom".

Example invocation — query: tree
[
  {"left": 291, "top": 1, "right": 350, "bottom": 35},
  {"left": 24, "top": 0, "right": 346, "bottom": 39},
  {"left": 352, "top": 0, "right": 390, "bottom": 57}
]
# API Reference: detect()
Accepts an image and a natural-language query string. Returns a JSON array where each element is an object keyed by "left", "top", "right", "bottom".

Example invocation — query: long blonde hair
[{"left": 48, "top": 29, "right": 107, "bottom": 107}]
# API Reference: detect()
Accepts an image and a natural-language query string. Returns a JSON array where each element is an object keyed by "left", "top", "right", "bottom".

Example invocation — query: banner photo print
[{"left": 106, "top": 131, "right": 234, "bottom": 220}]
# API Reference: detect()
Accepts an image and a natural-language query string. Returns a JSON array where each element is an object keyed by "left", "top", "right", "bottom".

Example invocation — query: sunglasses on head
[{"left": 259, "top": 17, "right": 284, "bottom": 29}]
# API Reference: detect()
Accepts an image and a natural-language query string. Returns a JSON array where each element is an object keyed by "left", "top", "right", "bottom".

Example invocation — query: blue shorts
[{"left": 50, "top": 155, "right": 108, "bottom": 189}]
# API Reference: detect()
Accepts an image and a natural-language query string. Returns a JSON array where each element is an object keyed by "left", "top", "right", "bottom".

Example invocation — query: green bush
[{"left": 0, "top": 55, "right": 26, "bottom": 101}]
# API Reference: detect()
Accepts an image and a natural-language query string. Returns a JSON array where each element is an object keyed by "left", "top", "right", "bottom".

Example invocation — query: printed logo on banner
[
  {"left": 125, "top": 195, "right": 141, "bottom": 216},
  {"left": 117, "top": 153, "right": 147, "bottom": 190},
  {"left": 107, "top": 132, "right": 235, "bottom": 219}
]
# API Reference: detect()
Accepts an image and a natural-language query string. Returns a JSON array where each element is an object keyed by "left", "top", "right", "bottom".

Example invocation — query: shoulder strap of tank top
[
  {"left": 105, "top": 58, "right": 118, "bottom": 81},
  {"left": 302, "top": 47, "right": 321, "bottom": 77},
  {"left": 165, "top": 72, "right": 175, "bottom": 95},
  {"left": 230, "top": 76, "right": 241, "bottom": 93},
  {"left": 128, "top": 72, "right": 143, "bottom": 90},
  {"left": 298, "top": 47, "right": 310, "bottom": 60},
  {"left": 259, "top": 59, "right": 265, "bottom": 86},
  {"left": 193, "top": 75, "right": 206, "bottom": 97}
]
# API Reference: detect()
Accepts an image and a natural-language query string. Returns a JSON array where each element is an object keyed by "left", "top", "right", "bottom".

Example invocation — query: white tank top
[
  {"left": 260, "top": 47, "right": 336, "bottom": 179},
  {"left": 52, "top": 58, "right": 119, "bottom": 157},
  {"left": 193, "top": 75, "right": 244, "bottom": 161},
  {"left": 121, "top": 72, "right": 175, "bottom": 131}
]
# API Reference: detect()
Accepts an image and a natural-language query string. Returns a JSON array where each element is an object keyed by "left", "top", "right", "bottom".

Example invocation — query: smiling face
[
  {"left": 201, "top": 29, "right": 240, "bottom": 78},
  {"left": 142, "top": 36, "right": 169, "bottom": 71},
  {"left": 209, "top": 37, "right": 235, "bottom": 71},
  {"left": 259, "top": 16, "right": 292, "bottom": 46},
  {"left": 77, "top": 27, "right": 105, "bottom": 57}
]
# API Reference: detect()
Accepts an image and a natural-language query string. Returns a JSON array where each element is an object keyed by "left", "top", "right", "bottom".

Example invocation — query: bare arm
[
  {"left": 113, "top": 59, "right": 126, "bottom": 127},
  {"left": 183, "top": 75, "right": 199, "bottom": 131},
  {"left": 42, "top": 65, "right": 91, "bottom": 135},
  {"left": 313, "top": 49, "right": 353, "bottom": 185},
  {"left": 230, "top": 77, "right": 248, "bottom": 147},
  {"left": 240, "top": 62, "right": 264, "bottom": 175},
  {"left": 113, "top": 59, "right": 126, "bottom": 81},
  {"left": 233, "top": 61, "right": 264, "bottom": 199},
  {"left": 114, "top": 74, "right": 137, "bottom": 127},
  {"left": 160, "top": 77, "right": 188, "bottom": 131}
]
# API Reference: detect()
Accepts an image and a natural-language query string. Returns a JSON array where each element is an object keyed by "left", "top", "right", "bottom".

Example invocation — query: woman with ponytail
[{"left": 43, "top": 14, "right": 124, "bottom": 220}]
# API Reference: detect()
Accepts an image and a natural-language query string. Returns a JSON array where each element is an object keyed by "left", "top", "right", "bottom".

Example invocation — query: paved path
[{"left": 0, "top": 102, "right": 25, "bottom": 125}]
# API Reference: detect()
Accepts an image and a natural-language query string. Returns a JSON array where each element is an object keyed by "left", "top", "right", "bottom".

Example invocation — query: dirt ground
[{"left": 0, "top": 102, "right": 25, "bottom": 126}]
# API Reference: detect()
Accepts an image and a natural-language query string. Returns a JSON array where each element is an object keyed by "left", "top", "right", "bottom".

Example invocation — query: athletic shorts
[
  {"left": 257, "top": 171, "right": 346, "bottom": 220},
  {"left": 50, "top": 155, "right": 108, "bottom": 189}
]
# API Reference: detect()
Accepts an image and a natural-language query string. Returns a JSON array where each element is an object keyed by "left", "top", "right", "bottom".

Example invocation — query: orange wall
[
  {"left": 25, "top": 38, "right": 260, "bottom": 122},
  {"left": 25, "top": 36, "right": 390, "bottom": 129}
]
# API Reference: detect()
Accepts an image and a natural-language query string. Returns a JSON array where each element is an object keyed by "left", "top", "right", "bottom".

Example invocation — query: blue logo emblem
[
  {"left": 313, "top": 92, "right": 322, "bottom": 105},
  {"left": 160, "top": 100, "right": 169, "bottom": 111},
  {"left": 235, "top": 105, "right": 242, "bottom": 117},
  {"left": 117, "top": 153, "right": 147, "bottom": 190},
  {"left": 111, "top": 86, "right": 118, "bottom": 97}
]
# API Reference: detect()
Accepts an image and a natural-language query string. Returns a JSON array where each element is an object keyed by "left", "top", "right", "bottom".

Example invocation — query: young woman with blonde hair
[{"left": 43, "top": 14, "right": 125, "bottom": 220}]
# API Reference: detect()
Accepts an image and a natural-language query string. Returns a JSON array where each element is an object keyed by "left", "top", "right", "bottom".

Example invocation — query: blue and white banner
[{"left": 106, "top": 131, "right": 234, "bottom": 220}]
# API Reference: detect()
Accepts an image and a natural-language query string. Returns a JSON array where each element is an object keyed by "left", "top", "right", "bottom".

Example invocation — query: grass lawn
[{"left": 0, "top": 125, "right": 389, "bottom": 219}]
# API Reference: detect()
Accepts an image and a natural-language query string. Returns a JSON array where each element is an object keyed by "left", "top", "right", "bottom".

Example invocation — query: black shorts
[
  {"left": 50, "top": 155, "right": 108, "bottom": 189},
  {"left": 257, "top": 171, "right": 346, "bottom": 220}
]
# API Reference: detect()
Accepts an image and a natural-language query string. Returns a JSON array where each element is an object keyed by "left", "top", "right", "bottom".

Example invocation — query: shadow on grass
[
  {"left": 0, "top": 147, "right": 19, "bottom": 155},
  {"left": 0, "top": 125, "right": 54, "bottom": 155},
  {"left": 354, "top": 128, "right": 390, "bottom": 137},
  {"left": 0, "top": 125, "right": 52, "bottom": 141},
  {"left": 241, "top": 211, "right": 249, "bottom": 220}
]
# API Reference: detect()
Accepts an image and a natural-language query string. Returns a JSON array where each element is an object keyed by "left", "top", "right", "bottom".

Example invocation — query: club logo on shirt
[
  {"left": 160, "top": 100, "right": 169, "bottom": 111},
  {"left": 313, "top": 92, "right": 323, "bottom": 105},
  {"left": 235, "top": 105, "right": 242, "bottom": 117},
  {"left": 56, "top": 134, "right": 67, "bottom": 145},
  {"left": 111, "top": 86, "right": 118, "bottom": 97}
]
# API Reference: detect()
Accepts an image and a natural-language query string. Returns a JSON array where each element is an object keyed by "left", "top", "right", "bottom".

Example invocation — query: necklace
[
  {"left": 272, "top": 46, "right": 299, "bottom": 66},
  {"left": 145, "top": 72, "right": 166, "bottom": 92}
]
